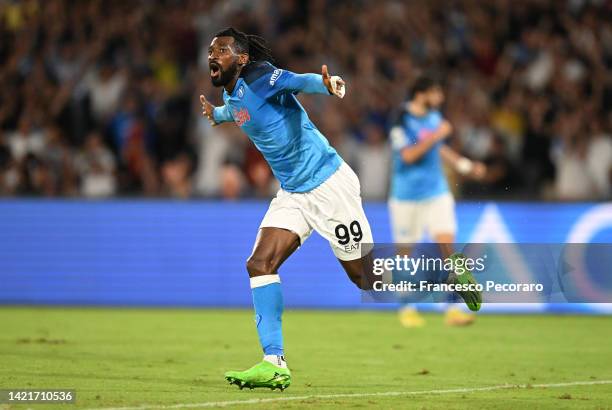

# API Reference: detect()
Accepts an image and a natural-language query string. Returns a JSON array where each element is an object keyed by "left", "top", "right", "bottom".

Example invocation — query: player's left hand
[
  {"left": 200, "top": 94, "right": 217, "bottom": 126},
  {"left": 322, "top": 65, "right": 346, "bottom": 98},
  {"left": 471, "top": 161, "right": 487, "bottom": 180}
]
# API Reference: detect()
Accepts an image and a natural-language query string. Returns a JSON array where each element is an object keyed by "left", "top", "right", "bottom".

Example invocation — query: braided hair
[{"left": 214, "top": 27, "right": 274, "bottom": 63}]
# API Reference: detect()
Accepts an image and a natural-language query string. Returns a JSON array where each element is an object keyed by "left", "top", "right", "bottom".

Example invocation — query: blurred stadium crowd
[{"left": 0, "top": 0, "right": 610, "bottom": 200}]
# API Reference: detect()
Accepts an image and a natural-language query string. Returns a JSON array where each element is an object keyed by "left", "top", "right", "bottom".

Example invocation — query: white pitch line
[{"left": 86, "top": 380, "right": 612, "bottom": 410}]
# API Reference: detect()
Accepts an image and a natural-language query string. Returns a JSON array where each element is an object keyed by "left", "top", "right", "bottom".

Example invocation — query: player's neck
[
  {"left": 224, "top": 70, "right": 243, "bottom": 94},
  {"left": 407, "top": 101, "right": 427, "bottom": 117}
]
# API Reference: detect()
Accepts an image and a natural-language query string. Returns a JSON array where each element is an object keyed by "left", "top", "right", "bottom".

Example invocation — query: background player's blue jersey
[
  {"left": 212, "top": 61, "right": 341, "bottom": 193},
  {"left": 389, "top": 108, "right": 449, "bottom": 201}
]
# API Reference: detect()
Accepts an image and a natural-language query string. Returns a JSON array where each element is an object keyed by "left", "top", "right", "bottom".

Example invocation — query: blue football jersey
[
  {"left": 389, "top": 108, "right": 449, "bottom": 200},
  {"left": 212, "top": 61, "right": 342, "bottom": 193}
]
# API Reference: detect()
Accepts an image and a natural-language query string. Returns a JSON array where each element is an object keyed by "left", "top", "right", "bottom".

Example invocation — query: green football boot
[
  {"left": 225, "top": 360, "right": 291, "bottom": 391},
  {"left": 447, "top": 252, "right": 482, "bottom": 312}
]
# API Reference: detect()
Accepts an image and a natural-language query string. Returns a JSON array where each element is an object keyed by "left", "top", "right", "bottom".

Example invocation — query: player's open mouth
[{"left": 209, "top": 63, "right": 221, "bottom": 79}]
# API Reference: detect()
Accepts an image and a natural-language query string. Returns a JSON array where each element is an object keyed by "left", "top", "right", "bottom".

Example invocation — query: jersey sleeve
[
  {"left": 212, "top": 105, "right": 233, "bottom": 123},
  {"left": 250, "top": 67, "right": 331, "bottom": 100},
  {"left": 389, "top": 112, "right": 417, "bottom": 151}
]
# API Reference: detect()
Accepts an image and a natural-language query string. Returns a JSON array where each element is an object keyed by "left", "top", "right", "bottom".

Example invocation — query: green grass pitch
[{"left": 1, "top": 307, "right": 611, "bottom": 409}]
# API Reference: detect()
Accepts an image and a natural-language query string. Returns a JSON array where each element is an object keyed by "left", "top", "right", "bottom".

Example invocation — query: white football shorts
[
  {"left": 388, "top": 192, "right": 457, "bottom": 243},
  {"left": 260, "top": 162, "right": 374, "bottom": 261}
]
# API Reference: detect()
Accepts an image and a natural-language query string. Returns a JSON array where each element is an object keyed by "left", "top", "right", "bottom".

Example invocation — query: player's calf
[{"left": 228, "top": 227, "right": 299, "bottom": 390}]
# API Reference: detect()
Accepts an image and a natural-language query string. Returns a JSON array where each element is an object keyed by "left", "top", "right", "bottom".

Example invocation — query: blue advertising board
[{"left": 0, "top": 200, "right": 610, "bottom": 312}]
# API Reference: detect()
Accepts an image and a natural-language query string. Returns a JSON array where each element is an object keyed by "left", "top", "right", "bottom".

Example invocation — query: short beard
[{"left": 212, "top": 62, "right": 240, "bottom": 87}]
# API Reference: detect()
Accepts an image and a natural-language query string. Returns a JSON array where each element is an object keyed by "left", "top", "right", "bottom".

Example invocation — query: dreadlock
[{"left": 214, "top": 27, "right": 274, "bottom": 63}]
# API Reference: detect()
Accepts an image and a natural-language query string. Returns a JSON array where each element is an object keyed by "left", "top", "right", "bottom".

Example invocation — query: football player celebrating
[{"left": 201, "top": 28, "right": 373, "bottom": 391}]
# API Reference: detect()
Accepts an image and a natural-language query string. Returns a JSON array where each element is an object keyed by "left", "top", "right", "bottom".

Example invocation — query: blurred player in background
[
  {"left": 389, "top": 76, "right": 486, "bottom": 327},
  {"left": 200, "top": 28, "right": 374, "bottom": 391}
]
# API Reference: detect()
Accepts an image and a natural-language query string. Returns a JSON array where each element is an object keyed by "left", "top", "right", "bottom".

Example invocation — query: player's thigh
[
  {"left": 426, "top": 192, "right": 457, "bottom": 241},
  {"left": 249, "top": 192, "right": 311, "bottom": 277},
  {"left": 304, "top": 162, "right": 374, "bottom": 262},
  {"left": 388, "top": 198, "right": 424, "bottom": 244},
  {"left": 247, "top": 227, "right": 301, "bottom": 277},
  {"left": 297, "top": 163, "right": 375, "bottom": 289}
]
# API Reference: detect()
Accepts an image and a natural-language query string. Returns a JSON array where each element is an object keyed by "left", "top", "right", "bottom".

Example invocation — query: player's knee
[
  {"left": 246, "top": 256, "right": 276, "bottom": 277},
  {"left": 353, "top": 277, "right": 372, "bottom": 291},
  {"left": 346, "top": 269, "right": 371, "bottom": 290},
  {"left": 342, "top": 256, "right": 374, "bottom": 290}
]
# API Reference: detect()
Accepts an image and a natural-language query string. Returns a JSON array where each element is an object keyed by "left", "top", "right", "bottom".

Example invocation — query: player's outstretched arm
[
  {"left": 439, "top": 145, "right": 487, "bottom": 180},
  {"left": 261, "top": 65, "right": 345, "bottom": 99},
  {"left": 200, "top": 94, "right": 233, "bottom": 126}
]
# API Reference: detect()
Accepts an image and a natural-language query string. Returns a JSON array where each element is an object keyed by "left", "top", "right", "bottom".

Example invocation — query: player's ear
[{"left": 238, "top": 53, "right": 249, "bottom": 66}]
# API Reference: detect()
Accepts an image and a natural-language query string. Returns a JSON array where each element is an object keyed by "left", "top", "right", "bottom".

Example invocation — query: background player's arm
[
  {"left": 256, "top": 65, "right": 345, "bottom": 99},
  {"left": 391, "top": 120, "right": 452, "bottom": 164},
  {"left": 439, "top": 145, "right": 487, "bottom": 179},
  {"left": 200, "top": 95, "right": 233, "bottom": 126}
]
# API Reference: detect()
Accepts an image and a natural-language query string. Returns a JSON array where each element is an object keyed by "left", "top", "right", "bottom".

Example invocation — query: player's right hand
[
  {"left": 471, "top": 161, "right": 487, "bottom": 180},
  {"left": 200, "top": 94, "right": 217, "bottom": 126}
]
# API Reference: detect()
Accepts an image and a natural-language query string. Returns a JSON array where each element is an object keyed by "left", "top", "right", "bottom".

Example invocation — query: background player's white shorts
[
  {"left": 260, "top": 162, "right": 373, "bottom": 261},
  {"left": 388, "top": 192, "right": 456, "bottom": 243}
]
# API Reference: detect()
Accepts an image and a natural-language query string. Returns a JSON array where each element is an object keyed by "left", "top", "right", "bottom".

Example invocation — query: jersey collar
[{"left": 224, "top": 78, "right": 244, "bottom": 99}]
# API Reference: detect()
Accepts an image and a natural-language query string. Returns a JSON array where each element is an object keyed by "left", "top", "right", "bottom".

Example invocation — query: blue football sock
[{"left": 251, "top": 276, "right": 284, "bottom": 356}]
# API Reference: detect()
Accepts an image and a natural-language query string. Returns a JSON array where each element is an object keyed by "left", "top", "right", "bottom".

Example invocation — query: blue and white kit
[
  {"left": 388, "top": 107, "right": 456, "bottom": 243},
  {"left": 213, "top": 61, "right": 373, "bottom": 260}
]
